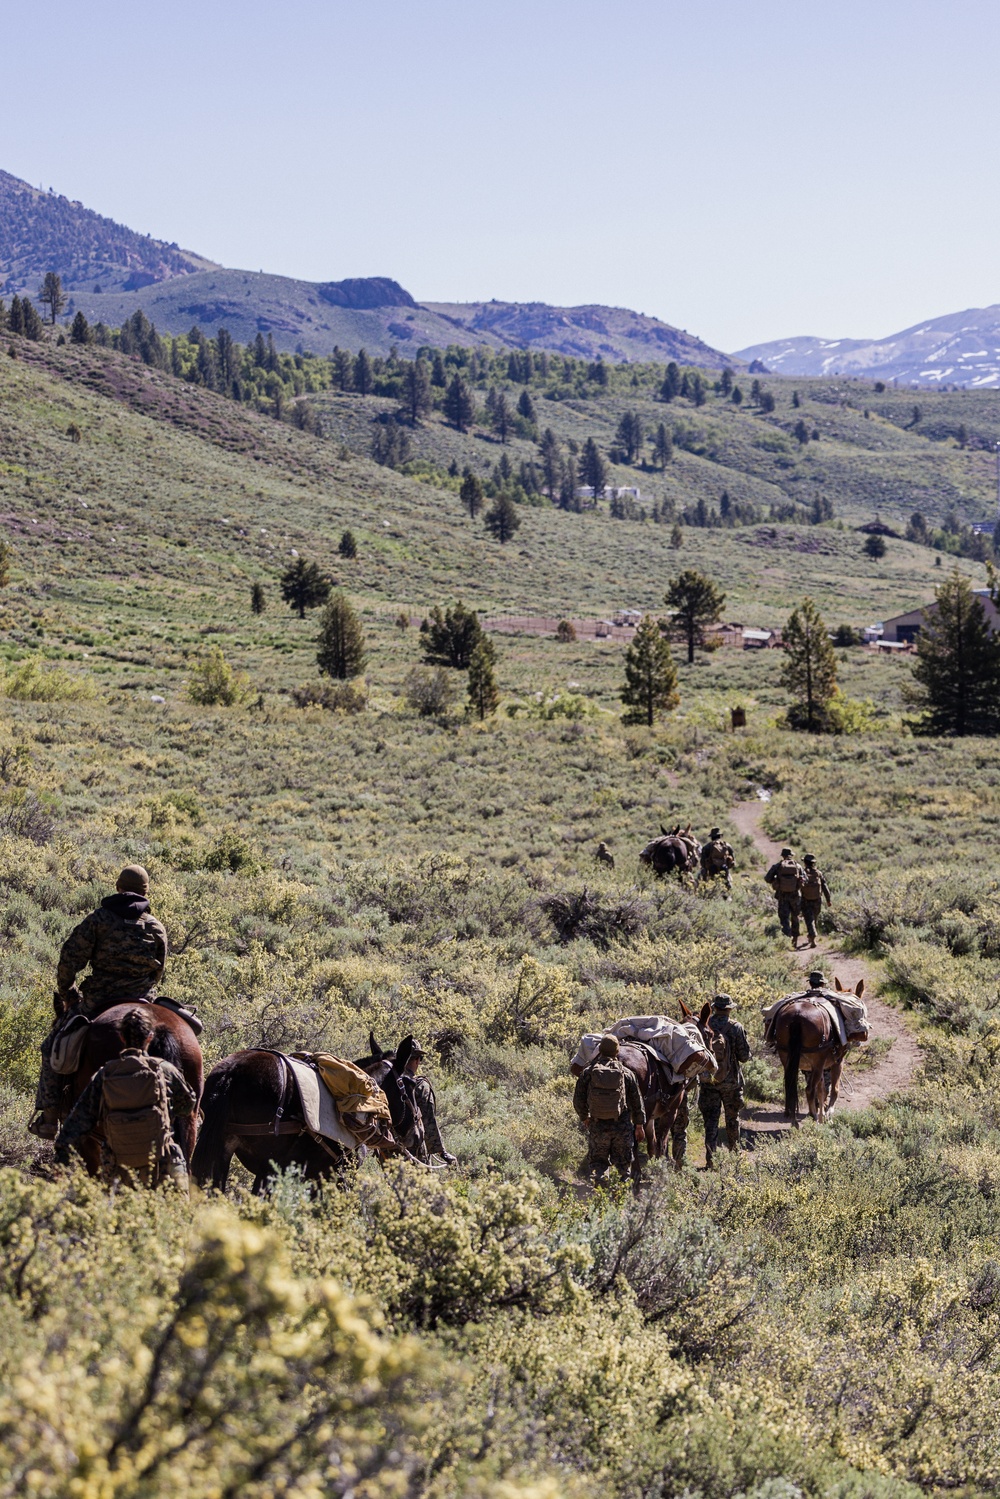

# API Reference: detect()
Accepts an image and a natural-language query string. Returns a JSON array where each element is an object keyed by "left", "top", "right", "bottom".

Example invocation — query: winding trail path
[{"left": 731, "top": 799, "right": 921, "bottom": 1127}]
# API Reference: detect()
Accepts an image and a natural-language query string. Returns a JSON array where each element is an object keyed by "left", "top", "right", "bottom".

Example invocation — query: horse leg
[{"left": 827, "top": 1055, "right": 844, "bottom": 1115}]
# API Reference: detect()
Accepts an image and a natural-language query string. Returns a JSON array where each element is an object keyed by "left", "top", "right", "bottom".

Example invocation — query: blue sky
[{"left": 4, "top": 0, "right": 998, "bottom": 351}]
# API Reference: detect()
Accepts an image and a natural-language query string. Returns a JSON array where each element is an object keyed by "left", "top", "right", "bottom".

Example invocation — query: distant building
[{"left": 881, "top": 589, "right": 1000, "bottom": 643}]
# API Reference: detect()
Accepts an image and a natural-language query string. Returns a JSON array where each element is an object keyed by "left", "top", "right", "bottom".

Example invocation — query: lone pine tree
[
  {"left": 280, "top": 558, "right": 331, "bottom": 619},
  {"left": 664, "top": 569, "right": 726, "bottom": 663},
  {"left": 621, "top": 615, "right": 679, "bottom": 727},
  {"left": 421, "top": 603, "right": 484, "bottom": 669},
  {"left": 781, "top": 597, "right": 838, "bottom": 730},
  {"left": 317, "top": 593, "right": 366, "bottom": 680},
  {"left": 38, "top": 272, "right": 67, "bottom": 324},
  {"left": 467, "top": 637, "right": 500, "bottom": 719},
  {"left": 460, "top": 472, "right": 485, "bottom": 519},
  {"left": 484, "top": 492, "right": 521, "bottom": 544},
  {"left": 250, "top": 581, "right": 266, "bottom": 615},
  {"left": 910, "top": 571, "right": 1000, "bottom": 736}
]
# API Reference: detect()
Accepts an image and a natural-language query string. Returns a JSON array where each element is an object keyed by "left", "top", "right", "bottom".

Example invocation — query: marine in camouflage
[{"left": 697, "top": 998, "right": 751, "bottom": 1165}]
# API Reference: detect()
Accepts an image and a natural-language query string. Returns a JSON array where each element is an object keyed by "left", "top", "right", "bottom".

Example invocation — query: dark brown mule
[
  {"left": 640, "top": 833, "right": 698, "bottom": 878},
  {"left": 191, "top": 1047, "right": 417, "bottom": 1193},
  {"left": 570, "top": 1041, "right": 687, "bottom": 1169},
  {"left": 66, "top": 1001, "right": 204, "bottom": 1176},
  {"left": 772, "top": 976, "right": 865, "bottom": 1124}
]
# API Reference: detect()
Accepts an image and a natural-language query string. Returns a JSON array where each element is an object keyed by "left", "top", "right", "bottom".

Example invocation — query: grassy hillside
[{"left": 2, "top": 330, "right": 1000, "bottom": 1495}]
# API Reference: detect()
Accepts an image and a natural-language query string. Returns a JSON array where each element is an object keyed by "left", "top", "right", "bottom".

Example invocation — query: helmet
[
  {"left": 117, "top": 864, "right": 149, "bottom": 896},
  {"left": 597, "top": 1034, "right": 620, "bottom": 1057}
]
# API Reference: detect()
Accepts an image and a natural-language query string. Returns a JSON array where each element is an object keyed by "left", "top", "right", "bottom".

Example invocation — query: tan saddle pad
[
  {"left": 283, "top": 1055, "right": 359, "bottom": 1152},
  {"left": 51, "top": 1014, "right": 90, "bottom": 1075}
]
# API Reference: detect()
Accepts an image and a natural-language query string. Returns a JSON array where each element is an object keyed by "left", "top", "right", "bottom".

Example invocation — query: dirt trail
[{"left": 731, "top": 799, "right": 921, "bottom": 1126}]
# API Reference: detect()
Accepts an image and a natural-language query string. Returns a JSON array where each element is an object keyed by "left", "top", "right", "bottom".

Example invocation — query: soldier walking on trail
[
  {"left": 573, "top": 1034, "right": 646, "bottom": 1185},
  {"left": 698, "top": 994, "right": 751, "bottom": 1168},
  {"left": 764, "top": 847, "right": 805, "bottom": 948},
  {"left": 54, "top": 1007, "right": 195, "bottom": 1189},
  {"left": 402, "top": 1038, "right": 457, "bottom": 1165},
  {"left": 700, "top": 827, "right": 735, "bottom": 894},
  {"left": 30, "top": 865, "right": 168, "bottom": 1139},
  {"left": 800, "top": 855, "right": 832, "bottom": 948}
]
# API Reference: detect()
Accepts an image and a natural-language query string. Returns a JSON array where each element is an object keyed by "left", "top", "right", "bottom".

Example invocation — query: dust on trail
[{"left": 730, "top": 799, "right": 921, "bottom": 1130}]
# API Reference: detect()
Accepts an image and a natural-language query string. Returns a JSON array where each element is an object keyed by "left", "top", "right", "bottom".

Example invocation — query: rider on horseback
[{"left": 30, "top": 865, "right": 168, "bottom": 1139}]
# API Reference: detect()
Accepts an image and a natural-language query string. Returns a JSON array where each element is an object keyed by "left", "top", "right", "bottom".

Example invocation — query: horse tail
[
  {"left": 149, "top": 1022, "right": 183, "bottom": 1070},
  {"left": 783, "top": 1015, "right": 802, "bottom": 1120},
  {"left": 191, "top": 1062, "right": 235, "bottom": 1187}
]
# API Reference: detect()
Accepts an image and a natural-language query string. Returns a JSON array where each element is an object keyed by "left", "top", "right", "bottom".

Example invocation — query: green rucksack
[
  {"left": 588, "top": 1059, "right": 627, "bottom": 1120},
  {"left": 101, "top": 1053, "right": 172, "bottom": 1172}
]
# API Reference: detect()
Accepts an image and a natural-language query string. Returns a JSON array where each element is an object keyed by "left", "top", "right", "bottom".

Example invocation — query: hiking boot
[
  {"left": 28, "top": 1109, "right": 59, "bottom": 1140},
  {"left": 809, "top": 938, "right": 817, "bottom": 948}
]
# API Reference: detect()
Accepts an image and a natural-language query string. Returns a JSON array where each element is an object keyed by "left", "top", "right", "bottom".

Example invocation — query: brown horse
[
  {"left": 639, "top": 824, "right": 701, "bottom": 878},
  {"left": 191, "top": 1046, "right": 419, "bottom": 1193},
  {"left": 772, "top": 977, "right": 865, "bottom": 1124},
  {"left": 66, "top": 1001, "right": 204, "bottom": 1176}
]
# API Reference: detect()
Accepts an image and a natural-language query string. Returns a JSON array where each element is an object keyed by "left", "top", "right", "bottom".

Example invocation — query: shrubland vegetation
[{"left": 1, "top": 319, "right": 999, "bottom": 1495}]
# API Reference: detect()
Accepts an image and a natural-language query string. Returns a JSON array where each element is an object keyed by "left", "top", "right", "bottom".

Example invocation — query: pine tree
[
  {"left": 621, "top": 615, "right": 679, "bottom": 726},
  {"left": 70, "top": 311, "right": 90, "bottom": 344},
  {"left": 38, "top": 272, "right": 66, "bottom": 324},
  {"left": 615, "top": 411, "right": 643, "bottom": 463},
  {"left": 444, "top": 373, "right": 474, "bottom": 432},
  {"left": 21, "top": 299, "right": 43, "bottom": 341},
  {"left": 660, "top": 362, "right": 681, "bottom": 401},
  {"left": 517, "top": 389, "right": 535, "bottom": 422},
  {"left": 910, "top": 571, "right": 1000, "bottom": 735},
  {"left": 460, "top": 472, "right": 484, "bottom": 519},
  {"left": 664, "top": 569, "right": 726, "bottom": 664},
  {"left": 794, "top": 418, "right": 810, "bottom": 444},
  {"left": 579, "top": 437, "right": 607, "bottom": 501},
  {"left": 559, "top": 454, "right": 579, "bottom": 511},
  {"left": 863, "top": 533, "right": 887, "bottom": 559},
  {"left": 421, "top": 602, "right": 483, "bottom": 668},
  {"left": 280, "top": 557, "right": 331, "bottom": 619},
  {"left": 669, "top": 522, "right": 683, "bottom": 548},
  {"left": 653, "top": 422, "right": 673, "bottom": 470},
  {"left": 538, "top": 428, "right": 561, "bottom": 501},
  {"left": 431, "top": 351, "right": 446, "bottom": 387},
  {"left": 781, "top": 597, "right": 839, "bottom": 731},
  {"left": 402, "top": 358, "right": 431, "bottom": 424},
  {"left": 9, "top": 296, "right": 25, "bottom": 336},
  {"left": 331, "top": 347, "right": 353, "bottom": 390},
  {"left": 317, "top": 593, "right": 366, "bottom": 680},
  {"left": 719, "top": 367, "right": 733, "bottom": 396},
  {"left": 467, "top": 637, "right": 500, "bottom": 719},
  {"left": 339, "top": 530, "right": 358, "bottom": 558},
  {"left": 353, "top": 348, "right": 373, "bottom": 395},
  {"left": 250, "top": 582, "right": 266, "bottom": 615},
  {"left": 484, "top": 492, "right": 522, "bottom": 544},
  {"left": 493, "top": 390, "right": 512, "bottom": 443}
]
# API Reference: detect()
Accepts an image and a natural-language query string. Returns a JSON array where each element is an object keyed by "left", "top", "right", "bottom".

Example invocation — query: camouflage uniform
[
  {"left": 700, "top": 836, "right": 735, "bottom": 892},
  {"left": 409, "top": 1073, "right": 455, "bottom": 1164},
  {"left": 698, "top": 1012, "right": 751, "bottom": 1164},
  {"left": 573, "top": 1059, "right": 646, "bottom": 1183},
  {"left": 35, "top": 892, "right": 168, "bottom": 1113},
  {"left": 764, "top": 857, "right": 805, "bottom": 941},
  {"left": 53, "top": 1049, "right": 195, "bottom": 1187},
  {"left": 800, "top": 863, "right": 832, "bottom": 947},
  {"left": 668, "top": 1086, "right": 691, "bottom": 1167}
]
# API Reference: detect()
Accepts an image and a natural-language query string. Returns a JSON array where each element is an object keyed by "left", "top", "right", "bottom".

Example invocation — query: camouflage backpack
[
  {"left": 776, "top": 861, "right": 801, "bottom": 895},
  {"left": 587, "top": 1059, "right": 627, "bottom": 1120},
  {"left": 101, "top": 1053, "right": 172, "bottom": 1171},
  {"left": 801, "top": 868, "right": 823, "bottom": 900},
  {"left": 707, "top": 1024, "right": 731, "bottom": 1084}
]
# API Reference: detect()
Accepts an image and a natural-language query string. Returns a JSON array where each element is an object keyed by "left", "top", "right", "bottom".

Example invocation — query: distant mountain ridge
[
  {"left": 0, "top": 166, "right": 731, "bottom": 365},
  {"left": 0, "top": 168, "right": 216, "bottom": 296},
  {"left": 737, "top": 305, "right": 1000, "bottom": 388}
]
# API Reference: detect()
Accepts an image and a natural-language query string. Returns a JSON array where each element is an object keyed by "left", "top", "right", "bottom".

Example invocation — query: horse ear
[
  {"left": 661, "top": 824, "right": 669, "bottom": 836},
  {"left": 369, "top": 1030, "right": 383, "bottom": 1061},
  {"left": 855, "top": 979, "right": 865, "bottom": 998},
  {"left": 679, "top": 998, "right": 693, "bottom": 1018},
  {"left": 699, "top": 1002, "right": 712, "bottom": 1027},
  {"left": 834, "top": 976, "right": 843, "bottom": 991},
  {"left": 394, "top": 1035, "right": 415, "bottom": 1072}
]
